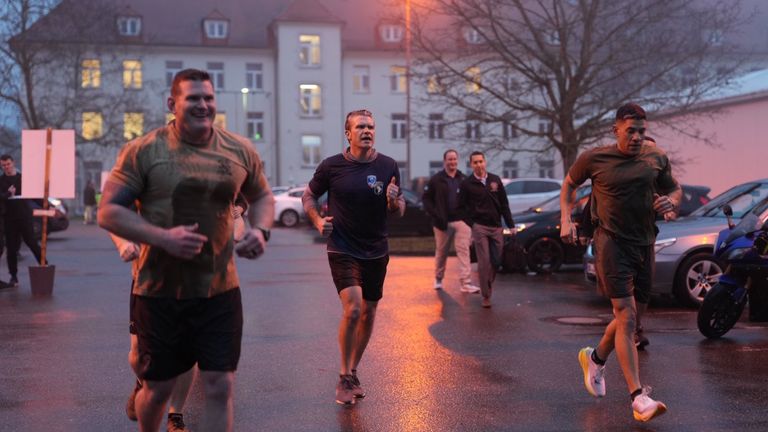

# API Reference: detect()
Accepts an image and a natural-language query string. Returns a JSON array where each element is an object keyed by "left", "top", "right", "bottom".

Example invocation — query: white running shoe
[
  {"left": 434, "top": 279, "right": 443, "bottom": 290},
  {"left": 578, "top": 347, "right": 606, "bottom": 397},
  {"left": 460, "top": 283, "right": 481, "bottom": 293},
  {"left": 632, "top": 386, "right": 667, "bottom": 422}
]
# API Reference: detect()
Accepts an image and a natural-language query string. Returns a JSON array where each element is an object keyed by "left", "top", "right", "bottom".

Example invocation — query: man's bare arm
[
  {"left": 559, "top": 175, "right": 581, "bottom": 244},
  {"left": 302, "top": 187, "right": 333, "bottom": 236}
]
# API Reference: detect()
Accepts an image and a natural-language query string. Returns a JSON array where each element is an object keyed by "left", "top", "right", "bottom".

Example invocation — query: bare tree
[
  {"left": 0, "top": 0, "right": 161, "bottom": 152},
  {"left": 406, "top": 0, "right": 750, "bottom": 171}
]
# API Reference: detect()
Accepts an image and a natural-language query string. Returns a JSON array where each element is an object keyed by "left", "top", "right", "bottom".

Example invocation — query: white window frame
[
  {"left": 428, "top": 113, "right": 445, "bottom": 140},
  {"left": 299, "top": 84, "right": 322, "bottom": 117},
  {"left": 207, "top": 62, "right": 225, "bottom": 90},
  {"left": 117, "top": 16, "right": 141, "bottom": 36},
  {"left": 165, "top": 60, "right": 183, "bottom": 88},
  {"left": 245, "top": 63, "right": 263, "bottom": 91},
  {"left": 463, "top": 27, "right": 483, "bottom": 44},
  {"left": 391, "top": 114, "right": 407, "bottom": 141},
  {"left": 390, "top": 66, "right": 407, "bottom": 93},
  {"left": 539, "top": 160, "right": 555, "bottom": 179},
  {"left": 205, "top": 20, "right": 228, "bottom": 39},
  {"left": 299, "top": 35, "right": 321, "bottom": 66},
  {"left": 123, "top": 60, "right": 142, "bottom": 89},
  {"left": 381, "top": 25, "right": 404, "bottom": 43},
  {"left": 466, "top": 117, "right": 481, "bottom": 140},
  {"left": 352, "top": 65, "right": 370, "bottom": 93},
  {"left": 302, "top": 134, "right": 322, "bottom": 166},
  {"left": 246, "top": 112, "right": 264, "bottom": 141},
  {"left": 503, "top": 160, "right": 519, "bottom": 179}
]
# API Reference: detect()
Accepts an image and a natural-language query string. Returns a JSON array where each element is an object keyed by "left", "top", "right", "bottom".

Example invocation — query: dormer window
[
  {"left": 205, "top": 20, "right": 229, "bottom": 39},
  {"left": 117, "top": 16, "right": 141, "bottom": 36},
  {"left": 463, "top": 28, "right": 483, "bottom": 44},
  {"left": 381, "top": 24, "right": 404, "bottom": 43}
]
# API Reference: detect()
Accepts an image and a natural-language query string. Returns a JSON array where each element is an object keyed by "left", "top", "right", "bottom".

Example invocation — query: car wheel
[
  {"left": 673, "top": 251, "right": 723, "bottom": 308},
  {"left": 280, "top": 210, "right": 299, "bottom": 227},
  {"left": 526, "top": 237, "right": 564, "bottom": 274}
]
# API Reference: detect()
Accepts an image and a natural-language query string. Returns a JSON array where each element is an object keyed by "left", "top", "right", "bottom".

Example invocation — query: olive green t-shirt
[
  {"left": 568, "top": 144, "right": 678, "bottom": 246},
  {"left": 110, "top": 123, "right": 270, "bottom": 298}
]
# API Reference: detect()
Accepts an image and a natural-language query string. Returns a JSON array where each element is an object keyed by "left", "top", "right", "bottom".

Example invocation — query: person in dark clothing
[
  {"left": 83, "top": 180, "right": 97, "bottom": 224},
  {"left": 0, "top": 154, "right": 43, "bottom": 287},
  {"left": 422, "top": 149, "right": 479, "bottom": 293},
  {"left": 302, "top": 109, "right": 405, "bottom": 405},
  {"left": 0, "top": 178, "right": 8, "bottom": 288},
  {"left": 458, "top": 151, "right": 514, "bottom": 308}
]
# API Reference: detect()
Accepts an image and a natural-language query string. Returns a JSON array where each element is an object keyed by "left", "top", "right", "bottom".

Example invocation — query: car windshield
[
  {"left": 691, "top": 182, "right": 768, "bottom": 218},
  {"left": 534, "top": 185, "right": 591, "bottom": 212}
]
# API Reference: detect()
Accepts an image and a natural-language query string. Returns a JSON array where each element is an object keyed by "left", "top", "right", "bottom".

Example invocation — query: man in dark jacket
[
  {"left": 459, "top": 151, "right": 514, "bottom": 308},
  {"left": 422, "top": 149, "right": 479, "bottom": 293}
]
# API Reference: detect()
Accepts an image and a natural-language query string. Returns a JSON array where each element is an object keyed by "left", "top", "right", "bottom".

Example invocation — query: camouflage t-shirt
[
  {"left": 110, "top": 123, "right": 269, "bottom": 298},
  {"left": 568, "top": 144, "right": 678, "bottom": 246}
]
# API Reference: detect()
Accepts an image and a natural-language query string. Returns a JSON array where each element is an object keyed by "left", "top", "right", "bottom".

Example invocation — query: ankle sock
[
  {"left": 631, "top": 388, "right": 643, "bottom": 401},
  {"left": 591, "top": 350, "right": 605, "bottom": 365}
]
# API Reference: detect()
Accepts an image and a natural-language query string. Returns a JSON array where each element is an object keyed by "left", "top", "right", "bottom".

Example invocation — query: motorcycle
[{"left": 697, "top": 203, "right": 768, "bottom": 339}]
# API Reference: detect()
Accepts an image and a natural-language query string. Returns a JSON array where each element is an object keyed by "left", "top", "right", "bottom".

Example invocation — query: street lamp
[{"left": 405, "top": 0, "right": 412, "bottom": 185}]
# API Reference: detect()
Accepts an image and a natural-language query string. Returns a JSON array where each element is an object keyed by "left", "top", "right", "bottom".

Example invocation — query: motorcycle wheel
[{"left": 697, "top": 283, "right": 747, "bottom": 339}]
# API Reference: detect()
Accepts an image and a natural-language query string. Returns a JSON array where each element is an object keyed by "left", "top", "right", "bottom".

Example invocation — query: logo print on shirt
[
  {"left": 373, "top": 182, "right": 384, "bottom": 195},
  {"left": 367, "top": 175, "right": 377, "bottom": 188}
]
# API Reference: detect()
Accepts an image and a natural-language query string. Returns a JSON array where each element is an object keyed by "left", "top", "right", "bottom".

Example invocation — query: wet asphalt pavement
[{"left": 1, "top": 224, "right": 767, "bottom": 432}]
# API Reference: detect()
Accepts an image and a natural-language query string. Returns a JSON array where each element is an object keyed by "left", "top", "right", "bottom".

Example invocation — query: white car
[
  {"left": 504, "top": 178, "right": 563, "bottom": 213},
  {"left": 274, "top": 186, "right": 306, "bottom": 227}
]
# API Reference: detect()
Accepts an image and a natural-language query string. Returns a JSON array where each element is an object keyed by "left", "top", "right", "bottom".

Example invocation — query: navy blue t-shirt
[{"left": 308, "top": 150, "right": 400, "bottom": 259}]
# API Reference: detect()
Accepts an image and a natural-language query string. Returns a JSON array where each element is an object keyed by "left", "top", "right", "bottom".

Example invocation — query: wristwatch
[{"left": 255, "top": 226, "right": 271, "bottom": 242}]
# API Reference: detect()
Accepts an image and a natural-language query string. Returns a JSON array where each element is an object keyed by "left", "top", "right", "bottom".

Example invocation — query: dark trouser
[
  {"left": 471, "top": 223, "right": 503, "bottom": 299},
  {"left": 5, "top": 217, "right": 42, "bottom": 277}
]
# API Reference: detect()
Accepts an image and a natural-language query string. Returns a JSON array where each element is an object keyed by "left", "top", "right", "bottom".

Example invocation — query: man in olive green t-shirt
[{"left": 99, "top": 69, "right": 274, "bottom": 432}]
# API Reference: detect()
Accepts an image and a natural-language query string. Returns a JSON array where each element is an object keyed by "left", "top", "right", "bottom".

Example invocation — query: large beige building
[{"left": 12, "top": 0, "right": 768, "bottom": 205}]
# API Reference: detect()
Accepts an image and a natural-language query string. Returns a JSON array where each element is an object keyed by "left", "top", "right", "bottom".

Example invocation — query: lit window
[
  {"left": 82, "top": 112, "right": 103, "bottom": 140},
  {"left": 124, "top": 112, "right": 144, "bottom": 140},
  {"left": 81, "top": 59, "right": 101, "bottom": 88},
  {"left": 390, "top": 66, "right": 406, "bottom": 93},
  {"left": 427, "top": 72, "right": 442, "bottom": 94},
  {"left": 205, "top": 20, "right": 228, "bottom": 39},
  {"left": 465, "top": 67, "right": 481, "bottom": 93},
  {"left": 247, "top": 112, "right": 264, "bottom": 141},
  {"left": 299, "top": 84, "right": 322, "bottom": 117},
  {"left": 428, "top": 113, "right": 444, "bottom": 140},
  {"left": 207, "top": 62, "right": 225, "bottom": 89},
  {"left": 302, "top": 135, "right": 322, "bottom": 166},
  {"left": 165, "top": 60, "right": 183, "bottom": 88},
  {"left": 352, "top": 65, "right": 370, "bottom": 93},
  {"left": 123, "top": 60, "right": 142, "bottom": 89},
  {"left": 214, "top": 112, "right": 227, "bottom": 129},
  {"left": 391, "top": 114, "right": 407, "bottom": 140},
  {"left": 381, "top": 25, "right": 404, "bottom": 43},
  {"left": 245, "top": 63, "right": 263, "bottom": 91},
  {"left": 463, "top": 28, "right": 483, "bottom": 44},
  {"left": 117, "top": 16, "right": 141, "bottom": 36},
  {"left": 299, "top": 35, "right": 321, "bottom": 66}
]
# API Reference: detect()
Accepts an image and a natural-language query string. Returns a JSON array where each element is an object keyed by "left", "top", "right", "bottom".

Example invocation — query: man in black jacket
[
  {"left": 423, "top": 150, "right": 479, "bottom": 293},
  {"left": 459, "top": 151, "right": 514, "bottom": 308}
]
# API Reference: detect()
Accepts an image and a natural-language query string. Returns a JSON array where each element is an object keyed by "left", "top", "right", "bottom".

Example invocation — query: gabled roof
[{"left": 274, "top": 0, "right": 344, "bottom": 24}]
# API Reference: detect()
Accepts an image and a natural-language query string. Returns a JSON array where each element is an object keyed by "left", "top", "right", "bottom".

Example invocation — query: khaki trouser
[
  {"left": 471, "top": 223, "right": 503, "bottom": 299},
  {"left": 433, "top": 220, "right": 472, "bottom": 285}
]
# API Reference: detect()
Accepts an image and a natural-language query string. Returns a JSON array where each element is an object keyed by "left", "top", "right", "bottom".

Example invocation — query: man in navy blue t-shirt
[{"left": 303, "top": 109, "right": 405, "bottom": 405}]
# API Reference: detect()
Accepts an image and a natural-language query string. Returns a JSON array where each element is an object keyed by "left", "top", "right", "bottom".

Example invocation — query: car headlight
[
  {"left": 654, "top": 238, "right": 677, "bottom": 253},
  {"left": 514, "top": 222, "right": 535, "bottom": 232},
  {"left": 725, "top": 247, "right": 751, "bottom": 261}
]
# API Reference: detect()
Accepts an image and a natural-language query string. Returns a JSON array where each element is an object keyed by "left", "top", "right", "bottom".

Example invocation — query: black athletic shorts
[
  {"left": 327, "top": 253, "right": 389, "bottom": 302},
  {"left": 594, "top": 228, "right": 654, "bottom": 304},
  {"left": 129, "top": 288, "right": 243, "bottom": 381}
]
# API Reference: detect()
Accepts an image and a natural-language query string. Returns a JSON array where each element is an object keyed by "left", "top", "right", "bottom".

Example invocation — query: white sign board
[{"left": 20, "top": 129, "right": 76, "bottom": 199}]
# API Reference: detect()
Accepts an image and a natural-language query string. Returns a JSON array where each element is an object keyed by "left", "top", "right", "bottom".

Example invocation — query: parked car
[
  {"left": 32, "top": 198, "right": 70, "bottom": 239},
  {"left": 505, "top": 184, "right": 711, "bottom": 274},
  {"left": 584, "top": 179, "right": 768, "bottom": 307},
  {"left": 317, "top": 188, "right": 432, "bottom": 237},
  {"left": 273, "top": 186, "right": 306, "bottom": 227},
  {"left": 504, "top": 178, "right": 563, "bottom": 213}
]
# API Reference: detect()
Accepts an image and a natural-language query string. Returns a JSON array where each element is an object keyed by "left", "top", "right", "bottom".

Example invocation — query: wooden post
[{"left": 40, "top": 127, "right": 52, "bottom": 266}]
